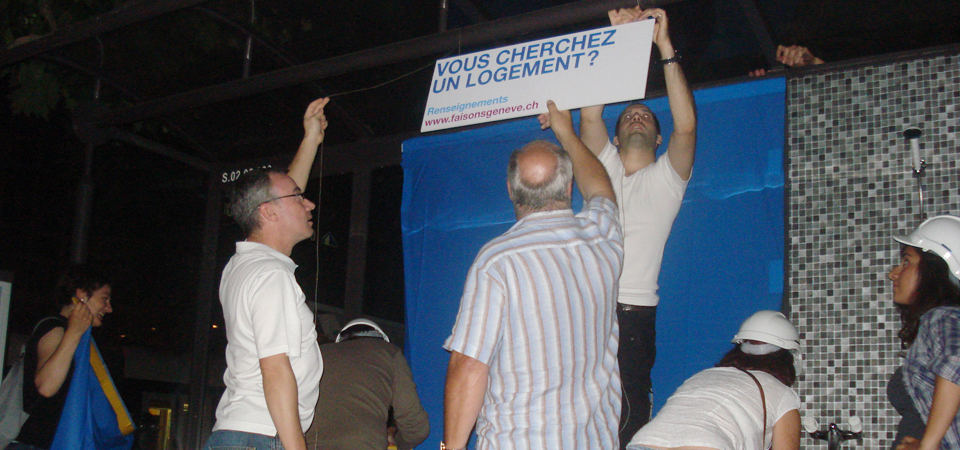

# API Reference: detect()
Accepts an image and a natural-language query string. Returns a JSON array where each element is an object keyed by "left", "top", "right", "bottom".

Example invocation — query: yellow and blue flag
[{"left": 50, "top": 328, "right": 135, "bottom": 450}]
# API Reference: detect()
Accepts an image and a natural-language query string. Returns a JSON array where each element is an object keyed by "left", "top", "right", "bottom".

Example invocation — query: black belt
[{"left": 618, "top": 304, "right": 655, "bottom": 312}]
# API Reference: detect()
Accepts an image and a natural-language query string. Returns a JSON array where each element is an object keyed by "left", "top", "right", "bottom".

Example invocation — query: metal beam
[
  {"left": 0, "top": 0, "right": 210, "bottom": 67},
  {"left": 98, "top": 0, "right": 681, "bottom": 126},
  {"left": 194, "top": 6, "right": 374, "bottom": 138},
  {"left": 111, "top": 128, "right": 215, "bottom": 171},
  {"left": 42, "top": 55, "right": 217, "bottom": 161},
  {"left": 218, "top": 133, "right": 408, "bottom": 184},
  {"left": 736, "top": 0, "right": 780, "bottom": 67}
]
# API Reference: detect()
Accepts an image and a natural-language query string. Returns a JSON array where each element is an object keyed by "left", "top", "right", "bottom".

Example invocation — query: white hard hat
[
  {"left": 893, "top": 215, "right": 960, "bottom": 282},
  {"left": 732, "top": 310, "right": 800, "bottom": 352},
  {"left": 336, "top": 318, "right": 390, "bottom": 343}
]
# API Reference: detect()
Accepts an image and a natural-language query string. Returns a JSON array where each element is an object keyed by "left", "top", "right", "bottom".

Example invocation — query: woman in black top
[{"left": 9, "top": 266, "right": 113, "bottom": 450}]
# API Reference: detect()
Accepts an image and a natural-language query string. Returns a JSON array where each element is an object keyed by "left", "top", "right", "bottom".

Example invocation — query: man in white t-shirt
[
  {"left": 204, "top": 98, "right": 330, "bottom": 450},
  {"left": 541, "top": 8, "right": 696, "bottom": 448}
]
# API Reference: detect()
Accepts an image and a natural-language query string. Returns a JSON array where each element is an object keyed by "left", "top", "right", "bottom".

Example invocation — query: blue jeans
[
  {"left": 617, "top": 304, "right": 657, "bottom": 450},
  {"left": 203, "top": 430, "right": 283, "bottom": 450}
]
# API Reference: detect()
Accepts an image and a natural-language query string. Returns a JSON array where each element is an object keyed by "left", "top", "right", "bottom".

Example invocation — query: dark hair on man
[
  {"left": 615, "top": 102, "right": 662, "bottom": 137},
  {"left": 228, "top": 169, "right": 285, "bottom": 237},
  {"left": 507, "top": 141, "right": 573, "bottom": 213},
  {"left": 716, "top": 346, "right": 797, "bottom": 387},
  {"left": 55, "top": 264, "right": 112, "bottom": 308},
  {"left": 896, "top": 246, "right": 960, "bottom": 347}
]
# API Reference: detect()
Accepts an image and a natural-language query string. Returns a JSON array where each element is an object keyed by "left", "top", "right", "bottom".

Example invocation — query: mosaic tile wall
[{"left": 786, "top": 51, "right": 960, "bottom": 448}]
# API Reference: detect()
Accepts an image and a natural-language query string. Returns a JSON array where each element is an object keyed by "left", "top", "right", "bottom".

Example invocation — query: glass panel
[
  {"left": 362, "top": 166, "right": 405, "bottom": 324},
  {"left": 293, "top": 173, "right": 353, "bottom": 311}
]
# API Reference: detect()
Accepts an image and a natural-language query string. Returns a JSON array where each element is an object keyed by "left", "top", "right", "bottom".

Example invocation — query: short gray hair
[
  {"left": 507, "top": 140, "right": 572, "bottom": 212},
  {"left": 227, "top": 169, "right": 284, "bottom": 236}
]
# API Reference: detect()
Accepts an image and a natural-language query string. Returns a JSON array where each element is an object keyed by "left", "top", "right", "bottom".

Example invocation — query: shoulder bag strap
[
  {"left": 17, "top": 317, "right": 62, "bottom": 357},
  {"left": 737, "top": 367, "right": 767, "bottom": 449}
]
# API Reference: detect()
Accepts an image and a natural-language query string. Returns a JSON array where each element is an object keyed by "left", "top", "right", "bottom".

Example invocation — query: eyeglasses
[{"left": 260, "top": 192, "right": 305, "bottom": 206}]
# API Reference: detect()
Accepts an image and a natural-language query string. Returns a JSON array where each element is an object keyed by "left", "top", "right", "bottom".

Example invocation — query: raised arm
[
  {"left": 546, "top": 101, "right": 616, "bottom": 204},
  {"left": 539, "top": 104, "right": 607, "bottom": 156},
  {"left": 577, "top": 105, "right": 609, "bottom": 156},
  {"left": 565, "top": 7, "right": 647, "bottom": 155},
  {"left": 35, "top": 304, "right": 93, "bottom": 397},
  {"left": 261, "top": 353, "right": 306, "bottom": 450},
  {"left": 640, "top": 8, "right": 697, "bottom": 180},
  {"left": 571, "top": 7, "right": 654, "bottom": 154},
  {"left": 444, "top": 351, "right": 489, "bottom": 450},
  {"left": 287, "top": 97, "right": 329, "bottom": 191}
]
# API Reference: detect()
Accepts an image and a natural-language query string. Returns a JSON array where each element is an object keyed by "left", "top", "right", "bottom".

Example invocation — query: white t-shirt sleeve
[
  {"left": 597, "top": 140, "right": 622, "bottom": 174},
  {"left": 773, "top": 384, "right": 801, "bottom": 422},
  {"left": 249, "top": 270, "right": 304, "bottom": 359},
  {"left": 653, "top": 151, "right": 689, "bottom": 199}
]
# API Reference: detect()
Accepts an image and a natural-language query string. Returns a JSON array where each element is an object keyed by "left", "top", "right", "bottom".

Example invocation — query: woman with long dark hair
[
  {"left": 8, "top": 265, "right": 114, "bottom": 450},
  {"left": 626, "top": 310, "right": 802, "bottom": 450},
  {"left": 887, "top": 215, "right": 960, "bottom": 450}
]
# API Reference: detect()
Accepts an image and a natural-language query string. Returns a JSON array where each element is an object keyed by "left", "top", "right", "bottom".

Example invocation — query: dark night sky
[
  {"left": 0, "top": 85, "right": 404, "bottom": 356},
  {"left": 1, "top": 88, "right": 208, "bottom": 353}
]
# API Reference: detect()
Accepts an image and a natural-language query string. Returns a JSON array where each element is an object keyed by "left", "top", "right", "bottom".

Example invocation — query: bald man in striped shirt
[{"left": 442, "top": 100, "right": 624, "bottom": 450}]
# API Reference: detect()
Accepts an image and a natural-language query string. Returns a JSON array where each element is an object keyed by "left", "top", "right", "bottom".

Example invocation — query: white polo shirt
[{"left": 214, "top": 241, "right": 322, "bottom": 435}]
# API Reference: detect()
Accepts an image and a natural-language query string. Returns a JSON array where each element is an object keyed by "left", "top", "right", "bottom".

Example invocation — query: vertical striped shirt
[
  {"left": 445, "top": 196, "right": 624, "bottom": 450},
  {"left": 903, "top": 306, "right": 960, "bottom": 449}
]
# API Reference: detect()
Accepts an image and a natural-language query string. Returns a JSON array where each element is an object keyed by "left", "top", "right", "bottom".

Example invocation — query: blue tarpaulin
[
  {"left": 401, "top": 78, "right": 786, "bottom": 449},
  {"left": 50, "top": 328, "right": 135, "bottom": 450}
]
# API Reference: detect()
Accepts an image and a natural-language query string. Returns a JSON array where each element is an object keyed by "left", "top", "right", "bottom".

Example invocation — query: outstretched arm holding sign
[
  {"left": 540, "top": 8, "right": 698, "bottom": 450},
  {"left": 542, "top": 100, "right": 616, "bottom": 204},
  {"left": 568, "top": 8, "right": 696, "bottom": 179}
]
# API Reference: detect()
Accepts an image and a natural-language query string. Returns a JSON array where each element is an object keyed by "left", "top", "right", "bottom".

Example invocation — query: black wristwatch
[{"left": 661, "top": 50, "right": 681, "bottom": 65}]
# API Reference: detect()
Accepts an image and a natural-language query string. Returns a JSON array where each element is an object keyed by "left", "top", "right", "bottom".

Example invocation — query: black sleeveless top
[
  {"left": 16, "top": 316, "right": 73, "bottom": 449},
  {"left": 888, "top": 365, "right": 925, "bottom": 449}
]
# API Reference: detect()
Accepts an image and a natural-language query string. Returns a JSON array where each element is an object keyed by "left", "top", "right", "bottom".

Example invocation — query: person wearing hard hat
[
  {"left": 305, "top": 319, "right": 429, "bottom": 450},
  {"left": 625, "top": 310, "right": 803, "bottom": 450},
  {"left": 888, "top": 215, "right": 960, "bottom": 450}
]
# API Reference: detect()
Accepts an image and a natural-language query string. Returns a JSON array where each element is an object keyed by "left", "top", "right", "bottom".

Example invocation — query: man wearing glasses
[{"left": 204, "top": 98, "right": 330, "bottom": 450}]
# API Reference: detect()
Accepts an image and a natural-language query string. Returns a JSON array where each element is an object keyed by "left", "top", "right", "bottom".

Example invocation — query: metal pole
[
  {"left": 904, "top": 128, "right": 926, "bottom": 223},
  {"left": 344, "top": 170, "right": 371, "bottom": 320},
  {"left": 70, "top": 145, "right": 94, "bottom": 264},
  {"left": 242, "top": 0, "right": 255, "bottom": 78},
  {"left": 194, "top": 5, "right": 374, "bottom": 138},
  {"left": 185, "top": 170, "right": 222, "bottom": 450},
  {"left": 70, "top": 41, "right": 104, "bottom": 264},
  {"left": 735, "top": 0, "right": 780, "bottom": 68},
  {"left": 439, "top": 0, "right": 449, "bottom": 32}
]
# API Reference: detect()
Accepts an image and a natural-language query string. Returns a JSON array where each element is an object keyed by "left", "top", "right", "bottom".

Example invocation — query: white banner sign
[{"left": 421, "top": 20, "right": 655, "bottom": 132}]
